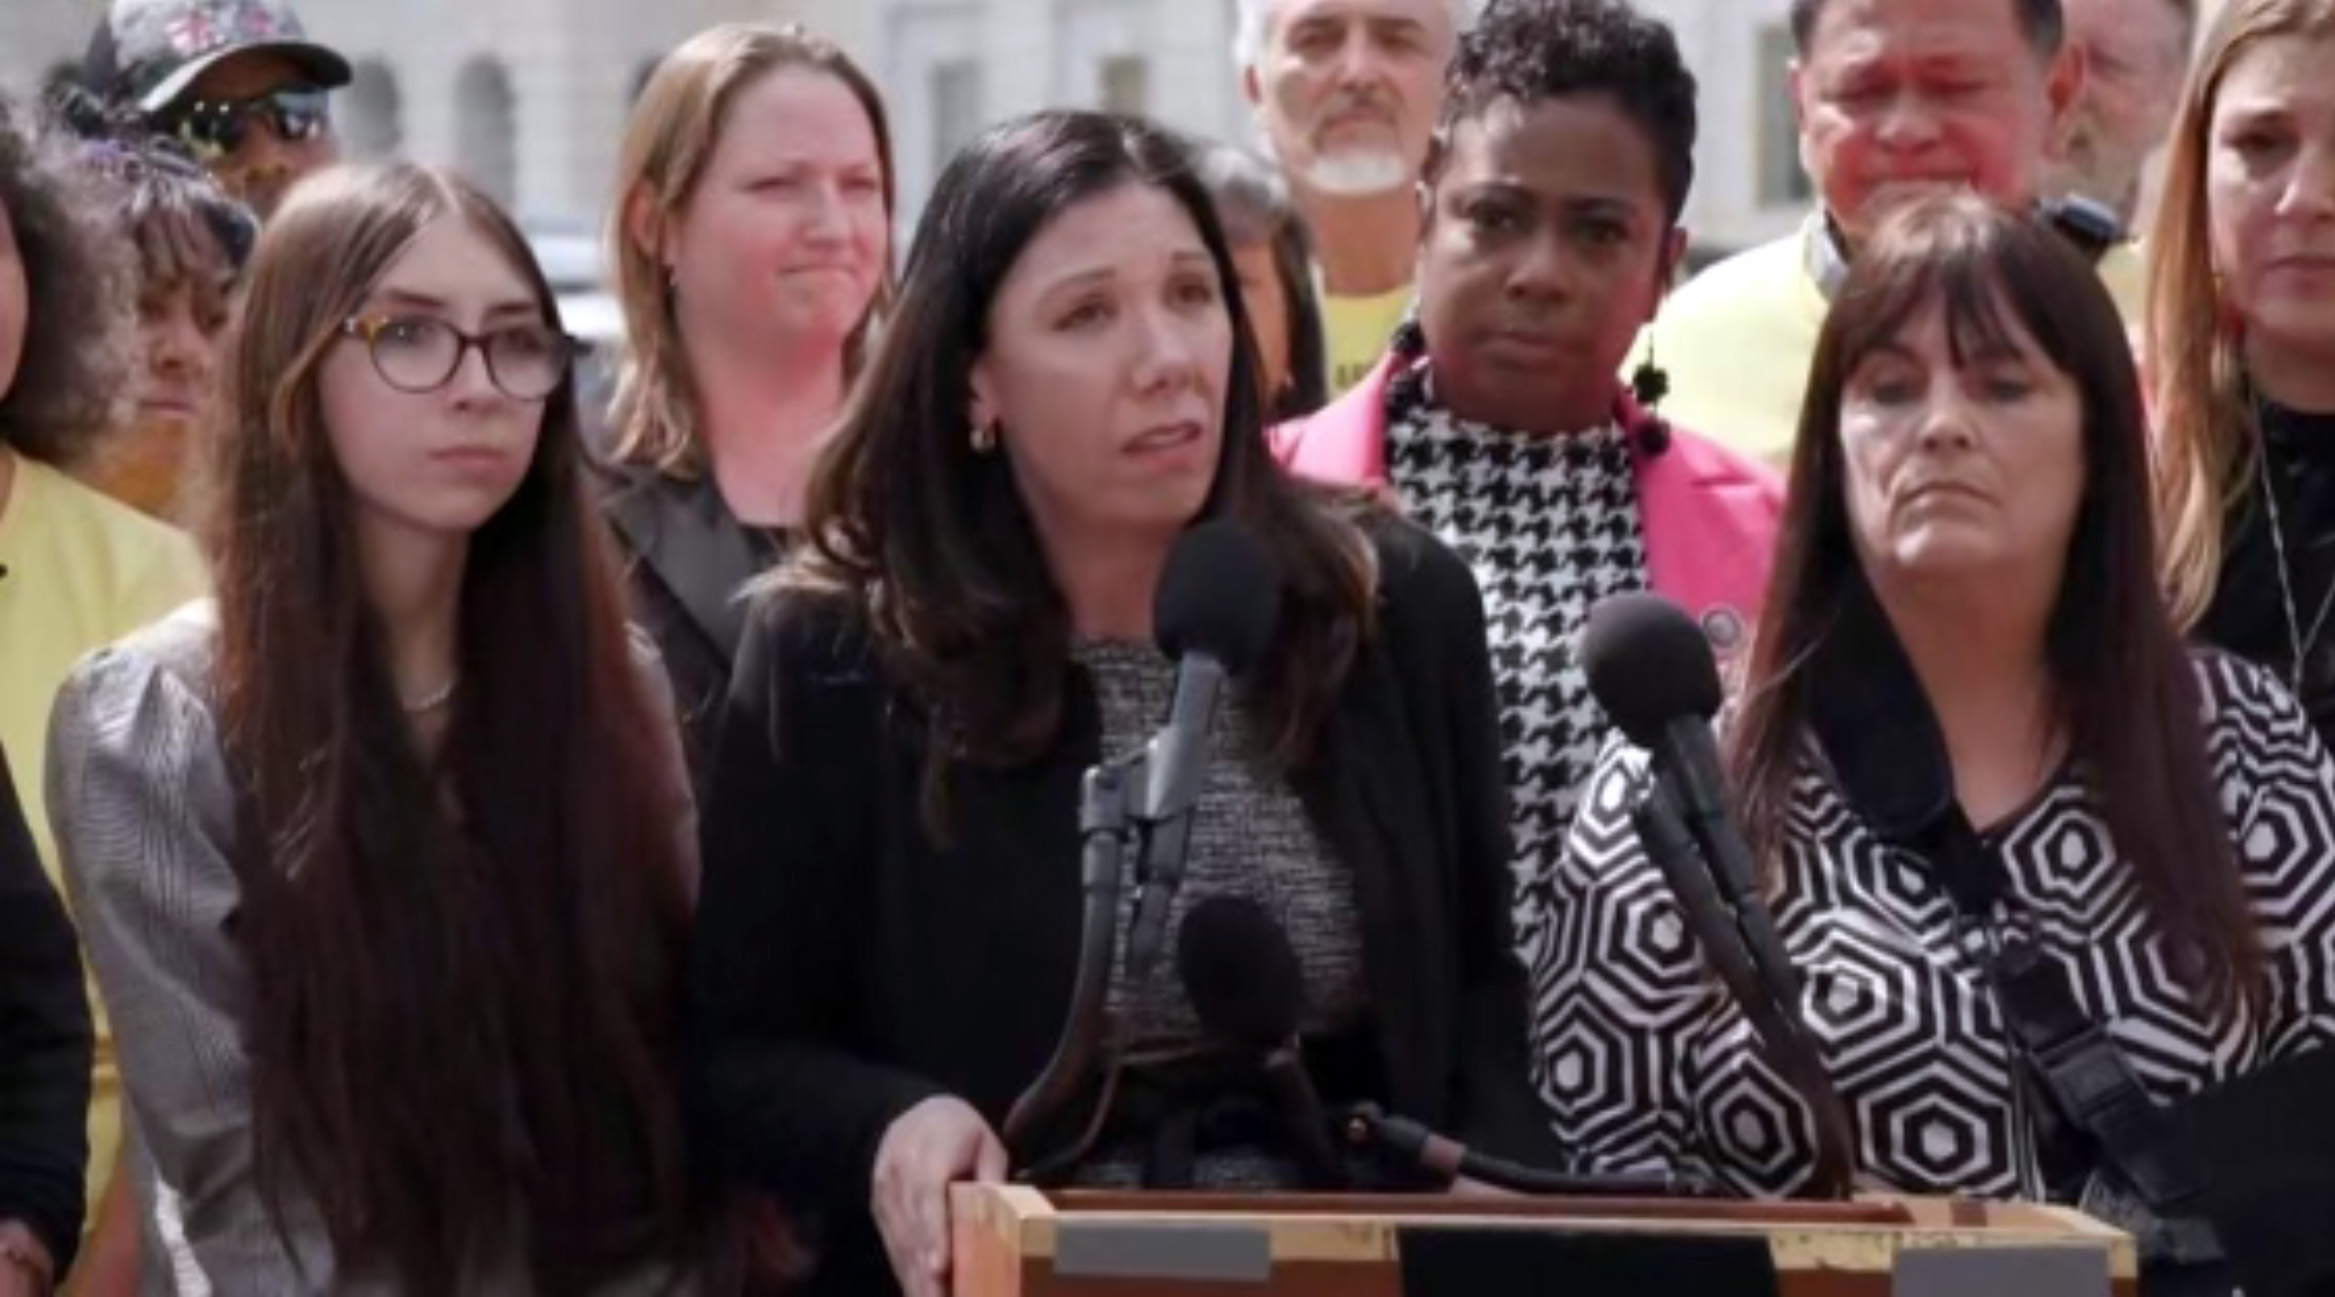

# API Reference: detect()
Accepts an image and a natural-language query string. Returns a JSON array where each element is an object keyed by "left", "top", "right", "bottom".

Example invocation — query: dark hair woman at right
[
  {"left": 1543, "top": 194, "right": 2335, "bottom": 1291},
  {"left": 48, "top": 162, "right": 728, "bottom": 1293},
  {"left": 1187, "top": 139, "right": 1328, "bottom": 421},
  {"left": 691, "top": 109, "right": 1563, "bottom": 1297}
]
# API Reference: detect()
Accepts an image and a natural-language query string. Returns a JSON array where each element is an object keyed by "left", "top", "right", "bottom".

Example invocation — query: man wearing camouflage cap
[{"left": 84, "top": 0, "right": 350, "bottom": 218}]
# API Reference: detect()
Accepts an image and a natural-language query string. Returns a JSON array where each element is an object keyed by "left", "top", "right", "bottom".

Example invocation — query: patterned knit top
[
  {"left": 1069, "top": 641, "right": 1368, "bottom": 1190},
  {"left": 1076, "top": 640, "right": 1366, "bottom": 1046}
]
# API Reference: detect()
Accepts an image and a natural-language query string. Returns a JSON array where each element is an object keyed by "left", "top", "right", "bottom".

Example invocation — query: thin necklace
[
  {"left": 401, "top": 677, "right": 459, "bottom": 716},
  {"left": 2254, "top": 444, "right": 2335, "bottom": 691}
]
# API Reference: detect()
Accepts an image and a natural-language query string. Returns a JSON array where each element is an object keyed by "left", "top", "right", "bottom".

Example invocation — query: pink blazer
[{"left": 1272, "top": 354, "right": 1784, "bottom": 653}]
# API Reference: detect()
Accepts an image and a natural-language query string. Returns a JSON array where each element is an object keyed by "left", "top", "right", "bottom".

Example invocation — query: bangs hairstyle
[
  {"left": 2147, "top": 0, "right": 2335, "bottom": 629},
  {"left": 0, "top": 94, "right": 133, "bottom": 464},
  {"left": 110, "top": 145, "right": 253, "bottom": 298},
  {"left": 1735, "top": 192, "right": 2265, "bottom": 1012},
  {"left": 208, "top": 162, "right": 706, "bottom": 1290},
  {"left": 607, "top": 22, "right": 896, "bottom": 475},
  {"left": 784, "top": 109, "right": 1378, "bottom": 831}
]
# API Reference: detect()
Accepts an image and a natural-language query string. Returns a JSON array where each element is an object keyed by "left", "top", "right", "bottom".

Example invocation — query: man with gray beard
[{"left": 1237, "top": 0, "right": 1467, "bottom": 393}]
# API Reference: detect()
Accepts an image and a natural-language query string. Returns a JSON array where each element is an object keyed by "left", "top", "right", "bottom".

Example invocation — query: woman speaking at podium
[
  {"left": 1541, "top": 197, "right": 2335, "bottom": 1280},
  {"left": 689, "top": 111, "right": 1562, "bottom": 1297}
]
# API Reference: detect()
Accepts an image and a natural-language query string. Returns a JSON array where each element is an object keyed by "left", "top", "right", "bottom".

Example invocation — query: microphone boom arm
[
  {"left": 1631, "top": 775, "right": 1858, "bottom": 1199},
  {"left": 1004, "top": 761, "right": 1134, "bottom": 1162}
]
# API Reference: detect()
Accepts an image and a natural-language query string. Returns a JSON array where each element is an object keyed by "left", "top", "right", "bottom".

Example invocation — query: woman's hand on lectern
[{"left": 874, "top": 1095, "right": 1009, "bottom": 1297}]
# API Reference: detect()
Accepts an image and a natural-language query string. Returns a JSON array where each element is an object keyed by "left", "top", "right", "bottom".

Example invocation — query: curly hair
[
  {"left": 0, "top": 95, "right": 133, "bottom": 464},
  {"left": 1431, "top": 0, "right": 1699, "bottom": 224}
]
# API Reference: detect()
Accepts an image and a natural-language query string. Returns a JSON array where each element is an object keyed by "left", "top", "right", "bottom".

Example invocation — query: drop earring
[
  {"left": 1629, "top": 338, "right": 1671, "bottom": 411},
  {"left": 971, "top": 418, "right": 998, "bottom": 453},
  {"left": 1628, "top": 334, "right": 1674, "bottom": 456}
]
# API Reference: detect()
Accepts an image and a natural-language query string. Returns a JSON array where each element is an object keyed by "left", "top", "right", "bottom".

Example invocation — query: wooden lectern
[{"left": 951, "top": 1186, "right": 2137, "bottom": 1296}]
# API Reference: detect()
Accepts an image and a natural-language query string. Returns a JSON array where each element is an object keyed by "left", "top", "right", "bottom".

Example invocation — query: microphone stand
[
  {"left": 1631, "top": 776, "right": 1858, "bottom": 1199},
  {"left": 1340, "top": 1103, "right": 1723, "bottom": 1198},
  {"left": 1004, "top": 761, "right": 1135, "bottom": 1168},
  {"left": 1004, "top": 698, "right": 1216, "bottom": 1176}
]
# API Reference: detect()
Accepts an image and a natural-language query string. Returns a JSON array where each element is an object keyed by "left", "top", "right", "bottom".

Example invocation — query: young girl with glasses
[{"left": 45, "top": 161, "right": 735, "bottom": 1294}]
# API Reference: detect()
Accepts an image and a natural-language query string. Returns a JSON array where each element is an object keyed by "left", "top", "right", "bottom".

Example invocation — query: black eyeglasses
[
  {"left": 339, "top": 315, "right": 579, "bottom": 401},
  {"left": 165, "top": 86, "right": 330, "bottom": 162}
]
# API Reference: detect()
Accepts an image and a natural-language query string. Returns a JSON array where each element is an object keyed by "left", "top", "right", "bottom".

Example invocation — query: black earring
[
  {"left": 1629, "top": 338, "right": 1671, "bottom": 411},
  {"left": 1628, "top": 337, "right": 1673, "bottom": 456}
]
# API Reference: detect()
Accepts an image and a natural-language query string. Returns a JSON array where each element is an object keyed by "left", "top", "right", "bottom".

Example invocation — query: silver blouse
[{"left": 45, "top": 602, "right": 701, "bottom": 1296}]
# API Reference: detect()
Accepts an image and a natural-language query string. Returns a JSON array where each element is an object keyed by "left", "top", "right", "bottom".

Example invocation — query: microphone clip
[{"left": 1118, "top": 659, "right": 1228, "bottom": 985}]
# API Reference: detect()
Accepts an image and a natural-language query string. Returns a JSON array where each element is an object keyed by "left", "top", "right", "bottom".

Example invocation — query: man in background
[
  {"left": 1640, "top": 0, "right": 2144, "bottom": 466},
  {"left": 2053, "top": 0, "right": 2197, "bottom": 230},
  {"left": 1237, "top": 0, "right": 1466, "bottom": 394},
  {"left": 84, "top": 0, "right": 348, "bottom": 219}
]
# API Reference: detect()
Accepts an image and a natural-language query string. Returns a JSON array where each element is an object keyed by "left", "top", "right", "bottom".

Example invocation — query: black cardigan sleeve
[
  {"left": 1388, "top": 529, "right": 1567, "bottom": 1165},
  {"left": 0, "top": 745, "right": 93, "bottom": 1272},
  {"left": 688, "top": 595, "right": 944, "bottom": 1212}
]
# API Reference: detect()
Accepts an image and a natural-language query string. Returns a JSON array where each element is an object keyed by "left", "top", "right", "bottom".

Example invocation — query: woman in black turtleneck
[
  {"left": 2147, "top": 1, "right": 2335, "bottom": 745},
  {"left": 2194, "top": 404, "right": 2335, "bottom": 740}
]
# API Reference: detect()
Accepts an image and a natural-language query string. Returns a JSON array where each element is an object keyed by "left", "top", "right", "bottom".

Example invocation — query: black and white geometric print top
[
  {"left": 1538, "top": 650, "right": 2335, "bottom": 1201},
  {"left": 1378, "top": 338, "right": 1649, "bottom": 961}
]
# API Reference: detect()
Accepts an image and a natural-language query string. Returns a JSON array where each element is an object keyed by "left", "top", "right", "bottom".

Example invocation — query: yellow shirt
[
  {"left": 0, "top": 448, "right": 207, "bottom": 1216},
  {"left": 1635, "top": 220, "right": 2151, "bottom": 469},
  {"left": 1321, "top": 282, "right": 1415, "bottom": 396}
]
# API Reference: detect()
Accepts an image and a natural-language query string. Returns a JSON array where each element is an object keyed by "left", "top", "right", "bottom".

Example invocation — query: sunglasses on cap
[{"left": 164, "top": 85, "right": 329, "bottom": 162}]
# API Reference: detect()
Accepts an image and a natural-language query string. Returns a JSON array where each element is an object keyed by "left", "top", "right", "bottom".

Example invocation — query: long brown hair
[
  {"left": 785, "top": 110, "right": 1376, "bottom": 824},
  {"left": 1732, "top": 193, "right": 2265, "bottom": 1011},
  {"left": 2147, "top": 0, "right": 2335, "bottom": 628},
  {"left": 206, "top": 162, "right": 702, "bottom": 1290},
  {"left": 606, "top": 22, "right": 895, "bottom": 475}
]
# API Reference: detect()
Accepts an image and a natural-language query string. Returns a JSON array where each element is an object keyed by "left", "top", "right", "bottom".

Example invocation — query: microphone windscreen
[
  {"left": 1176, "top": 895, "right": 1305, "bottom": 1049},
  {"left": 1154, "top": 520, "right": 1282, "bottom": 678},
  {"left": 1581, "top": 592, "right": 1723, "bottom": 747}
]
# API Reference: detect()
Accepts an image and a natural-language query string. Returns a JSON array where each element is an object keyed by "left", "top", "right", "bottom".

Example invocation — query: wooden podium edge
[{"left": 948, "top": 1185, "right": 2140, "bottom": 1279}]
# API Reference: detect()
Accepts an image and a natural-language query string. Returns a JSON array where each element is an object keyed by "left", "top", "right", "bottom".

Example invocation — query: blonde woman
[
  {"left": 600, "top": 23, "right": 894, "bottom": 792},
  {"left": 2150, "top": 0, "right": 2335, "bottom": 747}
]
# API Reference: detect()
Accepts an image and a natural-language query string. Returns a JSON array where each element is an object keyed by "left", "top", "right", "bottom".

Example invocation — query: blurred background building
[
  {"left": 3, "top": 0, "right": 2228, "bottom": 284},
  {"left": 3, "top": 0, "right": 1876, "bottom": 260}
]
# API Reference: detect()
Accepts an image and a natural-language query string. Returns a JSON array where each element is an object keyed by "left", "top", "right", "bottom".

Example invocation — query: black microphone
[
  {"left": 1582, "top": 592, "right": 1857, "bottom": 1198},
  {"left": 1180, "top": 896, "right": 1713, "bottom": 1199},
  {"left": 1178, "top": 894, "right": 1348, "bottom": 1187},
  {"left": 1582, "top": 593, "right": 1803, "bottom": 1013},
  {"left": 1124, "top": 522, "right": 1282, "bottom": 985}
]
